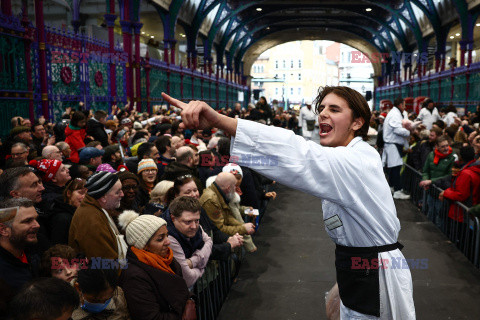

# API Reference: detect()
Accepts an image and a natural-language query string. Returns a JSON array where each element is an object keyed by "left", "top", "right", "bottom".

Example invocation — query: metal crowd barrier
[
  {"left": 193, "top": 182, "right": 275, "bottom": 319},
  {"left": 402, "top": 164, "right": 480, "bottom": 268},
  {"left": 193, "top": 251, "right": 245, "bottom": 320}
]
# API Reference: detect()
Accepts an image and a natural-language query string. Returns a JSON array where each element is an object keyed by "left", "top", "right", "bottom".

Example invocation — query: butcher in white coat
[
  {"left": 161, "top": 87, "right": 416, "bottom": 320},
  {"left": 417, "top": 99, "right": 440, "bottom": 130},
  {"left": 382, "top": 98, "right": 411, "bottom": 200},
  {"left": 298, "top": 101, "right": 318, "bottom": 140}
]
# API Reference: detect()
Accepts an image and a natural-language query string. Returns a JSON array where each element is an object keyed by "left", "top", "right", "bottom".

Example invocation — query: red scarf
[
  {"left": 18, "top": 251, "right": 28, "bottom": 264},
  {"left": 131, "top": 246, "right": 176, "bottom": 275},
  {"left": 433, "top": 146, "right": 452, "bottom": 165}
]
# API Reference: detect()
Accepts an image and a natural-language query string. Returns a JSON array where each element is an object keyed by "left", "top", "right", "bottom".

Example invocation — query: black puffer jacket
[
  {"left": 0, "top": 245, "right": 41, "bottom": 316},
  {"left": 86, "top": 118, "right": 109, "bottom": 147},
  {"left": 119, "top": 248, "right": 190, "bottom": 320},
  {"left": 49, "top": 198, "right": 76, "bottom": 245}
]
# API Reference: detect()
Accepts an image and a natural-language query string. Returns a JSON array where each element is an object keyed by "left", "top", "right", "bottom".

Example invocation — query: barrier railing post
[{"left": 474, "top": 216, "right": 480, "bottom": 268}]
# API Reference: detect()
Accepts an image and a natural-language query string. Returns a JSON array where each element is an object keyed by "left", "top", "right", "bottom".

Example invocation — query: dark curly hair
[{"left": 314, "top": 86, "right": 371, "bottom": 141}]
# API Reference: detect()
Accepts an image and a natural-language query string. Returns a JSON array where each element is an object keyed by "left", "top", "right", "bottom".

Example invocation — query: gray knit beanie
[
  {"left": 85, "top": 171, "right": 119, "bottom": 199},
  {"left": 118, "top": 210, "right": 167, "bottom": 249}
]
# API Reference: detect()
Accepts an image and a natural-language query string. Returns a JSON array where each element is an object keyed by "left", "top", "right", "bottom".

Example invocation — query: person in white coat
[
  {"left": 161, "top": 87, "right": 416, "bottom": 320},
  {"left": 382, "top": 98, "right": 411, "bottom": 200},
  {"left": 417, "top": 99, "right": 440, "bottom": 130},
  {"left": 298, "top": 101, "right": 318, "bottom": 140},
  {"left": 442, "top": 104, "right": 458, "bottom": 127}
]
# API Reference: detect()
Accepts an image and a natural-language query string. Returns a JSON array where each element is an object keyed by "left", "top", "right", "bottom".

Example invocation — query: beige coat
[
  {"left": 200, "top": 183, "right": 247, "bottom": 235},
  {"left": 69, "top": 195, "right": 119, "bottom": 260}
]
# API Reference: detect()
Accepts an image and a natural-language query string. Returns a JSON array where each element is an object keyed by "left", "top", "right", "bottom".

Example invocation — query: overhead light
[
  {"left": 141, "top": 31, "right": 145, "bottom": 34},
  {"left": 181, "top": 34, "right": 186, "bottom": 38},
  {"left": 450, "top": 36, "right": 454, "bottom": 39},
  {"left": 150, "top": 35, "right": 154, "bottom": 38},
  {"left": 477, "top": 23, "right": 480, "bottom": 27},
  {"left": 256, "top": 7, "right": 262, "bottom": 11},
  {"left": 456, "top": 33, "right": 460, "bottom": 36},
  {"left": 366, "top": 8, "right": 372, "bottom": 12},
  {"left": 266, "top": 27, "right": 270, "bottom": 30}
]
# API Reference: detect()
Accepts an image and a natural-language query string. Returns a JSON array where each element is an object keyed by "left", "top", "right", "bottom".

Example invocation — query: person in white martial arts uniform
[
  {"left": 161, "top": 86, "right": 416, "bottom": 320},
  {"left": 298, "top": 101, "right": 318, "bottom": 140}
]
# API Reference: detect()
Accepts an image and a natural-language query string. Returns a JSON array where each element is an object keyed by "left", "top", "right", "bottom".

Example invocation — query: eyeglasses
[
  {"left": 143, "top": 169, "right": 157, "bottom": 174},
  {"left": 122, "top": 184, "right": 138, "bottom": 190}
]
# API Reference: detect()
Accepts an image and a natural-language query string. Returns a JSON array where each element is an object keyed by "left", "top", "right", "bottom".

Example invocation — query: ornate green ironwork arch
[
  {"left": 185, "top": 0, "right": 224, "bottom": 55},
  {"left": 218, "top": 6, "right": 408, "bottom": 54},
  {"left": 232, "top": 20, "right": 392, "bottom": 63},
  {"left": 451, "top": 0, "right": 474, "bottom": 41},
  {"left": 235, "top": 26, "right": 384, "bottom": 70},
  {"left": 203, "top": 1, "right": 261, "bottom": 61},
  {"left": 364, "top": 1, "right": 425, "bottom": 52},
  {"left": 154, "top": 0, "right": 185, "bottom": 41}
]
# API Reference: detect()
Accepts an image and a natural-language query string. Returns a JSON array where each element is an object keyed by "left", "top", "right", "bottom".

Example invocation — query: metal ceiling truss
[{"left": 102, "top": 0, "right": 479, "bottom": 76}]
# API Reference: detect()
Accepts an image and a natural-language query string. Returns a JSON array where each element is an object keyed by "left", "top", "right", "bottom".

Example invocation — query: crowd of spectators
[
  {"left": 0, "top": 100, "right": 281, "bottom": 320},
  {"left": 1, "top": 93, "right": 478, "bottom": 319},
  {"left": 371, "top": 98, "right": 480, "bottom": 228}
]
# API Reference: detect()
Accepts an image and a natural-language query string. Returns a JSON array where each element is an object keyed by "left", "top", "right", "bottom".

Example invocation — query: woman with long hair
[{"left": 136, "top": 159, "right": 158, "bottom": 209}]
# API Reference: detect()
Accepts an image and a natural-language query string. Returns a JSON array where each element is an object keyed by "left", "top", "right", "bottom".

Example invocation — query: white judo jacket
[
  {"left": 298, "top": 106, "right": 318, "bottom": 138},
  {"left": 382, "top": 107, "right": 411, "bottom": 168},
  {"left": 230, "top": 119, "right": 415, "bottom": 320}
]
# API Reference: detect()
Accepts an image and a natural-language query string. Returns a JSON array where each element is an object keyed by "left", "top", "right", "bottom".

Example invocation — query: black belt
[
  {"left": 385, "top": 142, "right": 406, "bottom": 157},
  {"left": 336, "top": 241, "right": 404, "bottom": 254},
  {"left": 335, "top": 242, "right": 404, "bottom": 317}
]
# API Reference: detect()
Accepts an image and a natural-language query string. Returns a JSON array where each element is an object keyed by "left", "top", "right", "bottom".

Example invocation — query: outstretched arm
[{"left": 161, "top": 93, "right": 238, "bottom": 136}]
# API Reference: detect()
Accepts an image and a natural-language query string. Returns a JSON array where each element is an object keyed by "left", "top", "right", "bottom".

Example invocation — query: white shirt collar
[{"left": 347, "top": 136, "right": 363, "bottom": 148}]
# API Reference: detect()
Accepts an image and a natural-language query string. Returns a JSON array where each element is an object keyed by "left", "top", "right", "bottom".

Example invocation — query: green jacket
[
  {"left": 470, "top": 204, "right": 480, "bottom": 218},
  {"left": 422, "top": 151, "right": 455, "bottom": 181}
]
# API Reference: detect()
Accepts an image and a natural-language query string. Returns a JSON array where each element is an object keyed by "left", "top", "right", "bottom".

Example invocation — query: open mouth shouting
[{"left": 319, "top": 123, "right": 333, "bottom": 137}]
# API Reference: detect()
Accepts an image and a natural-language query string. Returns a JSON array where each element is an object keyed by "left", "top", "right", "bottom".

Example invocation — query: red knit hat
[{"left": 31, "top": 159, "right": 62, "bottom": 182}]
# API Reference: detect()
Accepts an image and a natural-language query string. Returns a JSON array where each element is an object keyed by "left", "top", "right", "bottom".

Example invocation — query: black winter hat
[{"left": 85, "top": 171, "right": 119, "bottom": 199}]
